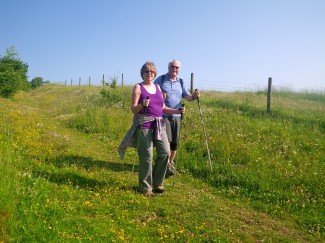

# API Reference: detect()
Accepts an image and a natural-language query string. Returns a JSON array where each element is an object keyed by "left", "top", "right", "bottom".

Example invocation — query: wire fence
[
  {"left": 58, "top": 73, "right": 324, "bottom": 93},
  {"left": 59, "top": 73, "right": 272, "bottom": 92},
  {"left": 57, "top": 73, "right": 325, "bottom": 114}
]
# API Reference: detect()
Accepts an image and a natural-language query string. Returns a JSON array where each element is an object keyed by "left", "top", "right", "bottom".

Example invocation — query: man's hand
[{"left": 192, "top": 89, "right": 200, "bottom": 100}]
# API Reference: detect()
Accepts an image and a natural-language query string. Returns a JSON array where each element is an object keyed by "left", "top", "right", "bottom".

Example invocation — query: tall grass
[
  {"left": 179, "top": 90, "right": 324, "bottom": 235},
  {"left": 0, "top": 140, "right": 18, "bottom": 242},
  {"left": 1, "top": 85, "right": 324, "bottom": 241},
  {"left": 44, "top": 86, "right": 325, "bottom": 235},
  {"left": 0, "top": 110, "right": 21, "bottom": 241}
]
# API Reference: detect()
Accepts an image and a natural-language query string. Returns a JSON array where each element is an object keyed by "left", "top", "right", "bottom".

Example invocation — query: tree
[
  {"left": 30, "top": 76, "right": 50, "bottom": 89},
  {"left": 0, "top": 46, "right": 30, "bottom": 98}
]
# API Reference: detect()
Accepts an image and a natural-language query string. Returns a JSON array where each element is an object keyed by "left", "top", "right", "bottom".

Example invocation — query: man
[{"left": 154, "top": 60, "right": 200, "bottom": 177}]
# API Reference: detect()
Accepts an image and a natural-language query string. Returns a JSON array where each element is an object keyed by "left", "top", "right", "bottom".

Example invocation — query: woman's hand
[{"left": 142, "top": 97, "right": 150, "bottom": 107}]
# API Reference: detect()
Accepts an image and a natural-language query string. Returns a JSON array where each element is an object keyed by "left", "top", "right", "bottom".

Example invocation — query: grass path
[
  {"left": 2, "top": 86, "right": 321, "bottom": 241},
  {"left": 27, "top": 116, "right": 313, "bottom": 242}
]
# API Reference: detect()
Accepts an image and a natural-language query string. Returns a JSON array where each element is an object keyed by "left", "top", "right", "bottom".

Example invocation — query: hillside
[{"left": 1, "top": 85, "right": 324, "bottom": 242}]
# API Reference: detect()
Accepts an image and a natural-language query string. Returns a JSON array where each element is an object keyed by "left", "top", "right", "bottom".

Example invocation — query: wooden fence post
[
  {"left": 190, "top": 73, "right": 194, "bottom": 94},
  {"left": 102, "top": 74, "right": 105, "bottom": 88},
  {"left": 79, "top": 77, "right": 81, "bottom": 86},
  {"left": 122, "top": 73, "right": 124, "bottom": 88},
  {"left": 89, "top": 76, "right": 91, "bottom": 86},
  {"left": 70, "top": 78, "right": 72, "bottom": 86},
  {"left": 267, "top": 77, "right": 272, "bottom": 113}
]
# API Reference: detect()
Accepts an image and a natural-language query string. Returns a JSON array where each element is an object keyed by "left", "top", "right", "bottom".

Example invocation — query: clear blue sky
[{"left": 1, "top": 0, "right": 325, "bottom": 91}]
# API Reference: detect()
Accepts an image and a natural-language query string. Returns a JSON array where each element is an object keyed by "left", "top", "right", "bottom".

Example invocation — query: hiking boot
[
  {"left": 153, "top": 185, "right": 165, "bottom": 193},
  {"left": 143, "top": 191, "right": 156, "bottom": 198}
]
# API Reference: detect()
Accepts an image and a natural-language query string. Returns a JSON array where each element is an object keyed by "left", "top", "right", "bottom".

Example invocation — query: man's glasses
[
  {"left": 170, "top": 65, "right": 179, "bottom": 69},
  {"left": 145, "top": 70, "right": 155, "bottom": 73}
]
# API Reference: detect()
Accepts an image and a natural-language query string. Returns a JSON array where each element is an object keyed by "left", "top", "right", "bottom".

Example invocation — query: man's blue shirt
[{"left": 154, "top": 74, "right": 190, "bottom": 117}]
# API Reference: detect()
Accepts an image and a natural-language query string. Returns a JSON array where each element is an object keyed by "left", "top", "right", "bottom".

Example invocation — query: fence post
[
  {"left": 79, "top": 77, "right": 81, "bottom": 87},
  {"left": 71, "top": 78, "right": 73, "bottom": 86},
  {"left": 102, "top": 74, "right": 105, "bottom": 88},
  {"left": 89, "top": 76, "right": 91, "bottom": 86},
  {"left": 267, "top": 77, "right": 272, "bottom": 113},
  {"left": 122, "top": 73, "right": 124, "bottom": 88},
  {"left": 190, "top": 73, "right": 194, "bottom": 94},
  {"left": 65, "top": 80, "right": 67, "bottom": 86}
]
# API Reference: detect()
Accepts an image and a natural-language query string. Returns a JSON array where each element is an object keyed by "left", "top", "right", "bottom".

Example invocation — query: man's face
[{"left": 168, "top": 62, "right": 180, "bottom": 78}]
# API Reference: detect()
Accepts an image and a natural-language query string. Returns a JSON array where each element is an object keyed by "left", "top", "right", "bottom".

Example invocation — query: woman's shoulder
[
  {"left": 133, "top": 82, "right": 143, "bottom": 89},
  {"left": 132, "top": 82, "right": 142, "bottom": 93}
]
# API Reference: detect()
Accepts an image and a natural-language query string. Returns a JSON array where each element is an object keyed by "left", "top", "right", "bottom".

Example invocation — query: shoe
[
  {"left": 143, "top": 191, "right": 156, "bottom": 198},
  {"left": 153, "top": 185, "right": 165, "bottom": 193}
]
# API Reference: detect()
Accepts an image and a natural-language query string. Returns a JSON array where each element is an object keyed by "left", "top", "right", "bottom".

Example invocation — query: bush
[
  {"left": 30, "top": 77, "right": 50, "bottom": 89},
  {"left": 0, "top": 46, "right": 30, "bottom": 98}
]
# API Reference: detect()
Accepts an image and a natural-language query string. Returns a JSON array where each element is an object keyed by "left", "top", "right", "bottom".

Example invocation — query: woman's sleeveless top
[{"left": 138, "top": 83, "right": 164, "bottom": 129}]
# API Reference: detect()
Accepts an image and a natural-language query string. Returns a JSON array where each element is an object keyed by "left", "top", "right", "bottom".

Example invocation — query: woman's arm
[{"left": 131, "top": 84, "right": 144, "bottom": 114}]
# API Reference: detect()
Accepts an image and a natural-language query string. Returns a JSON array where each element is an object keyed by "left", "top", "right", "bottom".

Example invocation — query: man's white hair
[{"left": 168, "top": 60, "right": 181, "bottom": 68}]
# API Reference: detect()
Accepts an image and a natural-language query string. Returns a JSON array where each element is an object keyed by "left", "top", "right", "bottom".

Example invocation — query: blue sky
[{"left": 1, "top": 0, "right": 325, "bottom": 91}]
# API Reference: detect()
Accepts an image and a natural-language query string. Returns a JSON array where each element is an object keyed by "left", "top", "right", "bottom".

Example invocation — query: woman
[{"left": 118, "top": 61, "right": 185, "bottom": 197}]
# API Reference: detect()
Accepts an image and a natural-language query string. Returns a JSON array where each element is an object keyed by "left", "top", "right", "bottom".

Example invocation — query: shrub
[
  {"left": 0, "top": 46, "right": 30, "bottom": 98},
  {"left": 30, "top": 77, "right": 50, "bottom": 89}
]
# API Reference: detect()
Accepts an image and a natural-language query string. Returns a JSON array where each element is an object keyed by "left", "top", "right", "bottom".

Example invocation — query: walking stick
[
  {"left": 172, "top": 104, "right": 185, "bottom": 187},
  {"left": 132, "top": 96, "right": 149, "bottom": 174},
  {"left": 174, "top": 104, "right": 185, "bottom": 173},
  {"left": 196, "top": 89, "right": 213, "bottom": 173}
]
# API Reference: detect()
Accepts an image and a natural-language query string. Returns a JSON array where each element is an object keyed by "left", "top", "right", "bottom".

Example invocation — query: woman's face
[{"left": 143, "top": 68, "right": 155, "bottom": 82}]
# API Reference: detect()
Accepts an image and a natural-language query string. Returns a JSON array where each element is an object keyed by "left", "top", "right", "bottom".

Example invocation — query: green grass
[
  {"left": 0, "top": 84, "right": 324, "bottom": 242},
  {"left": 0, "top": 129, "right": 20, "bottom": 242}
]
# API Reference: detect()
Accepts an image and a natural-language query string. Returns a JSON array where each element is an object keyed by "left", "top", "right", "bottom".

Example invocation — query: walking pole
[
  {"left": 174, "top": 104, "right": 185, "bottom": 173},
  {"left": 196, "top": 89, "right": 213, "bottom": 173},
  {"left": 172, "top": 104, "right": 185, "bottom": 187},
  {"left": 132, "top": 96, "right": 149, "bottom": 174}
]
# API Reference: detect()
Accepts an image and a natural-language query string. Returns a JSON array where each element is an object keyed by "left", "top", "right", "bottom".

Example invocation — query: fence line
[
  {"left": 61, "top": 73, "right": 271, "bottom": 91},
  {"left": 267, "top": 77, "right": 272, "bottom": 113},
  {"left": 61, "top": 73, "right": 276, "bottom": 112}
]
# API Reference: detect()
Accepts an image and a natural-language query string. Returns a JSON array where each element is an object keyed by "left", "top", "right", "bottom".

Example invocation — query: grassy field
[{"left": 0, "top": 84, "right": 324, "bottom": 242}]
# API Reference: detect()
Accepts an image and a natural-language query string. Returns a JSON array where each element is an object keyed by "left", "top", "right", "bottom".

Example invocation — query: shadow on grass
[
  {"left": 47, "top": 155, "right": 136, "bottom": 172},
  {"left": 32, "top": 169, "right": 109, "bottom": 189},
  {"left": 30, "top": 155, "right": 139, "bottom": 191}
]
